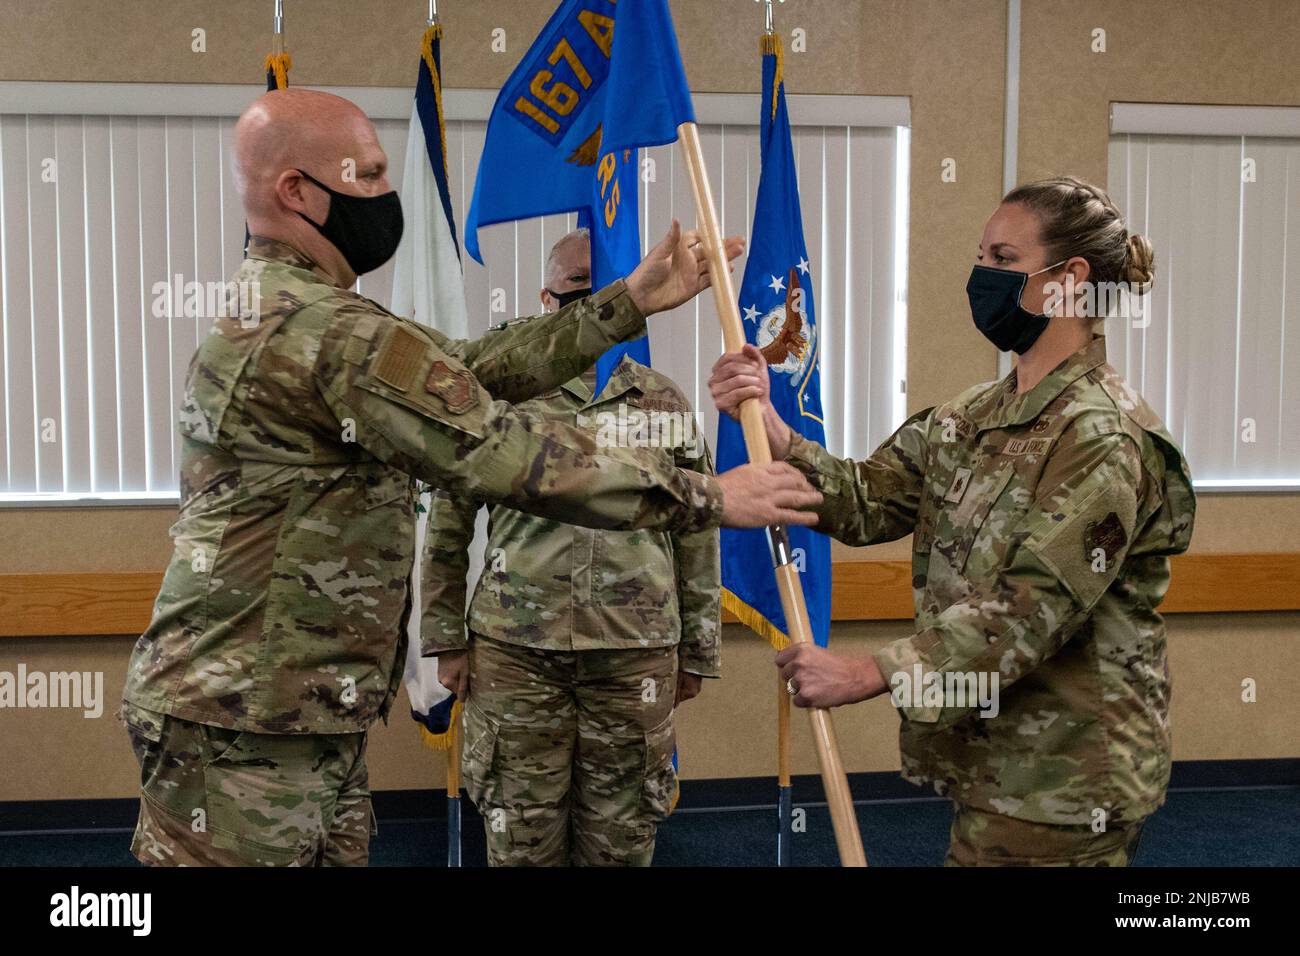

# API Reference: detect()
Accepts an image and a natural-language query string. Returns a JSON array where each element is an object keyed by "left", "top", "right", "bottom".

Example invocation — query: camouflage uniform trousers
[
  {"left": 944, "top": 802, "right": 1145, "bottom": 867},
  {"left": 461, "top": 634, "right": 679, "bottom": 867},
  {"left": 122, "top": 705, "right": 375, "bottom": 866}
]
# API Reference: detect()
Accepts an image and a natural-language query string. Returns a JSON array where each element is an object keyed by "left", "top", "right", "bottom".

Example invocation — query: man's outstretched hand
[
  {"left": 716, "top": 462, "right": 822, "bottom": 528},
  {"left": 626, "top": 219, "right": 745, "bottom": 316}
]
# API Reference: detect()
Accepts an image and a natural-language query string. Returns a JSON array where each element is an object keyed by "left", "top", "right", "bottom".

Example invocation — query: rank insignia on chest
[{"left": 944, "top": 467, "right": 973, "bottom": 504}]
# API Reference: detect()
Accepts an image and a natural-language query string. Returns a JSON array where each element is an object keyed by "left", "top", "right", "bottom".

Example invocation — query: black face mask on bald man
[{"left": 294, "top": 169, "right": 404, "bottom": 276}]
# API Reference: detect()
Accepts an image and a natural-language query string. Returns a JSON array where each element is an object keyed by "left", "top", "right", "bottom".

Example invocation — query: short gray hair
[{"left": 544, "top": 228, "right": 591, "bottom": 288}]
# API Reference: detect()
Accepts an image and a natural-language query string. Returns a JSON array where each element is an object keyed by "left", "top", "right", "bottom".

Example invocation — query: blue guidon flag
[
  {"left": 465, "top": 0, "right": 696, "bottom": 394},
  {"left": 718, "top": 34, "right": 831, "bottom": 650}
]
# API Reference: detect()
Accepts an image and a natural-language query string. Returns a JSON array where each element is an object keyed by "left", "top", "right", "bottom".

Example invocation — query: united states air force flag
[
  {"left": 718, "top": 35, "right": 831, "bottom": 649},
  {"left": 392, "top": 23, "right": 470, "bottom": 749},
  {"left": 465, "top": 0, "right": 696, "bottom": 394}
]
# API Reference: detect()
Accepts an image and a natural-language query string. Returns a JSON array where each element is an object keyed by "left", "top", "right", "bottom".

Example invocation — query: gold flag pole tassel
[{"left": 265, "top": 0, "right": 291, "bottom": 90}]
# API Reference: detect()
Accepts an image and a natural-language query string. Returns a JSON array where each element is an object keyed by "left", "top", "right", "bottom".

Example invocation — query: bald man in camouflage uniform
[
  {"left": 422, "top": 235, "right": 719, "bottom": 866},
  {"left": 120, "top": 89, "right": 819, "bottom": 867}
]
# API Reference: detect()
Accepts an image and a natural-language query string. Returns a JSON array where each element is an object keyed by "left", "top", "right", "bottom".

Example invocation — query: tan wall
[
  {"left": 3, "top": 609, "right": 1296, "bottom": 802},
  {"left": 0, "top": 0, "right": 1297, "bottom": 802}
]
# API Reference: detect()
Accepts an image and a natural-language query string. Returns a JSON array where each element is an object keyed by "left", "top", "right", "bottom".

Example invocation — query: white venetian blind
[
  {"left": 0, "top": 114, "right": 246, "bottom": 497},
  {"left": 0, "top": 85, "right": 906, "bottom": 499},
  {"left": 1108, "top": 123, "right": 1300, "bottom": 486}
]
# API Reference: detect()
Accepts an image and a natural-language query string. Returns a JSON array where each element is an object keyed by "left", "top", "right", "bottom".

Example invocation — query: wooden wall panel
[{"left": 5, "top": 554, "right": 1298, "bottom": 638}]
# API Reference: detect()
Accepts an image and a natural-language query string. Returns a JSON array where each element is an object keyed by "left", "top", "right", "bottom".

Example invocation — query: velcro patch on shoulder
[
  {"left": 342, "top": 334, "right": 370, "bottom": 366},
  {"left": 373, "top": 326, "right": 427, "bottom": 392},
  {"left": 425, "top": 360, "right": 479, "bottom": 415},
  {"left": 1085, "top": 511, "right": 1128, "bottom": 564}
]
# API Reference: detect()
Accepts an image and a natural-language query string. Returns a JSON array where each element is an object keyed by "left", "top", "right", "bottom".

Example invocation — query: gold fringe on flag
[
  {"left": 760, "top": 33, "right": 784, "bottom": 120},
  {"left": 417, "top": 698, "right": 463, "bottom": 751},
  {"left": 264, "top": 51, "right": 292, "bottom": 90},
  {"left": 722, "top": 587, "right": 791, "bottom": 651},
  {"left": 420, "top": 23, "right": 451, "bottom": 178}
]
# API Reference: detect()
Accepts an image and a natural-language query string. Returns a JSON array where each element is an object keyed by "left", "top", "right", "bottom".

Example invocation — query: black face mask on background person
[
  {"left": 294, "top": 169, "right": 404, "bottom": 276},
  {"left": 545, "top": 286, "right": 593, "bottom": 309},
  {"left": 966, "top": 260, "right": 1067, "bottom": 354}
]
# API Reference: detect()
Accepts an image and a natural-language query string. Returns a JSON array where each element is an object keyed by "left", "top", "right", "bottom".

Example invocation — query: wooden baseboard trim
[{"left": 2, "top": 553, "right": 1299, "bottom": 638}]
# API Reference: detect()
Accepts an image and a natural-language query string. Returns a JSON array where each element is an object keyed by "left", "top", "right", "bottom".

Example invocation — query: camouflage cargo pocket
[
  {"left": 199, "top": 730, "right": 323, "bottom": 866},
  {"left": 461, "top": 698, "right": 501, "bottom": 810},
  {"left": 640, "top": 711, "right": 677, "bottom": 821},
  {"left": 120, "top": 702, "right": 165, "bottom": 767}
]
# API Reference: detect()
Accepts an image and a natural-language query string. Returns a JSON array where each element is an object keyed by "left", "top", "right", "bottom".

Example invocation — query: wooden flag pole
[{"left": 676, "top": 121, "right": 867, "bottom": 868}]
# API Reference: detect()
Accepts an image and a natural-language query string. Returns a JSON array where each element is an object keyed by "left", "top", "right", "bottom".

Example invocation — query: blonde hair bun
[{"left": 1123, "top": 232, "right": 1156, "bottom": 293}]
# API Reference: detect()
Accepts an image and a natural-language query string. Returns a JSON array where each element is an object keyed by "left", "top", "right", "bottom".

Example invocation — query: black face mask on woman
[
  {"left": 295, "top": 169, "right": 404, "bottom": 276},
  {"left": 966, "top": 260, "right": 1066, "bottom": 354}
]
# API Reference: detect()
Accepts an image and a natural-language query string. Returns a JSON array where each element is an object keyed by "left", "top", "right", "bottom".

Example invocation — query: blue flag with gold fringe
[
  {"left": 718, "top": 35, "right": 831, "bottom": 649},
  {"left": 465, "top": 0, "right": 695, "bottom": 393}
]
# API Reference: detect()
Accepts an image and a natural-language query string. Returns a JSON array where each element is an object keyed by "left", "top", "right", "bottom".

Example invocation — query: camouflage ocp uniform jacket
[
  {"left": 787, "top": 336, "right": 1195, "bottom": 825},
  {"left": 421, "top": 356, "right": 722, "bottom": 676},
  {"left": 122, "top": 237, "right": 722, "bottom": 735}
]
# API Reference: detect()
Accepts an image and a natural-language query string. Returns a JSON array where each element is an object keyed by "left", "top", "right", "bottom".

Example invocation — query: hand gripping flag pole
[{"left": 675, "top": 121, "right": 868, "bottom": 868}]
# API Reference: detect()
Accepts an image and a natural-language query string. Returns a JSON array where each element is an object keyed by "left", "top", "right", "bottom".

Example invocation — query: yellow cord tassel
[
  {"left": 417, "top": 699, "right": 463, "bottom": 751},
  {"left": 264, "top": 51, "right": 292, "bottom": 90},
  {"left": 722, "top": 588, "right": 791, "bottom": 651},
  {"left": 420, "top": 24, "right": 451, "bottom": 178},
  {"left": 760, "top": 33, "right": 784, "bottom": 120}
]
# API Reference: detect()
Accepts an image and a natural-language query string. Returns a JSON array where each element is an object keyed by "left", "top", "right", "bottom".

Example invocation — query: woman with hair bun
[{"left": 710, "top": 176, "right": 1195, "bottom": 866}]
